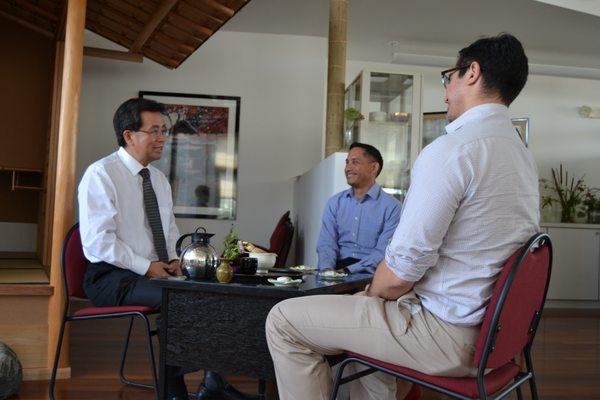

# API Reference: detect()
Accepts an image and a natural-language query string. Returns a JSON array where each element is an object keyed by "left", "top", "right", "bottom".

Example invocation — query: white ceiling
[{"left": 223, "top": 0, "right": 600, "bottom": 70}]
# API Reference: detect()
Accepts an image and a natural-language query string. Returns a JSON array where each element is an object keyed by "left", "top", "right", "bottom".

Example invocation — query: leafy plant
[
  {"left": 344, "top": 107, "right": 364, "bottom": 122},
  {"left": 539, "top": 164, "right": 586, "bottom": 223},
  {"left": 583, "top": 187, "right": 600, "bottom": 223},
  {"left": 222, "top": 224, "right": 241, "bottom": 261}
]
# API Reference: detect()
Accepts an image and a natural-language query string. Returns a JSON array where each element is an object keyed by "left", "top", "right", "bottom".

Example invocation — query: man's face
[
  {"left": 444, "top": 66, "right": 468, "bottom": 122},
  {"left": 345, "top": 147, "right": 378, "bottom": 188},
  {"left": 124, "top": 111, "right": 166, "bottom": 165}
]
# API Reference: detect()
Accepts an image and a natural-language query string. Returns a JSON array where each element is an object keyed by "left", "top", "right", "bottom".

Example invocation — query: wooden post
[
  {"left": 47, "top": 0, "right": 87, "bottom": 372},
  {"left": 324, "top": 0, "right": 347, "bottom": 157}
]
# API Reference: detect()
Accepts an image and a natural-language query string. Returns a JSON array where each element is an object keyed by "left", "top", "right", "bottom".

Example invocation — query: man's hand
[
  {"left": 145, "top": 261, "right": 173, "bottom": 278},
  {"left": 167, "top": 259, "right": 183, "bottom": 276}
]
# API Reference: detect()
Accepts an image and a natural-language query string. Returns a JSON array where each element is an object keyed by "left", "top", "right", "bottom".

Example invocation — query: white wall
[
  {"left": 347, "top": 61, "right": 600, "bottom": 187},
  {"left": 78, "top": 31, "right": 327, "bottom": 254}
]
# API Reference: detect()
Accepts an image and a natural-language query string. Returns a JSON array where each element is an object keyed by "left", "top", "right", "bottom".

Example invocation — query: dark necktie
[{"left": 139, "top": 168, "right": 169, "bottom": 262}]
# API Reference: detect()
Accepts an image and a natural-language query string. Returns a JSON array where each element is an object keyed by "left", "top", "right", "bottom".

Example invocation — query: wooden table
[{"left": 152, "top": 273, "right": 372, "bottom": 399}]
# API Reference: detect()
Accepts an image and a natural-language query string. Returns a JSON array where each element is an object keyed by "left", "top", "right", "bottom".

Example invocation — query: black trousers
[
  {"left": 83, "top": 262, "right": 162, "bottom": 310},
  {"left": 336, "top": 257, "right": 361, "bottom": 271}
]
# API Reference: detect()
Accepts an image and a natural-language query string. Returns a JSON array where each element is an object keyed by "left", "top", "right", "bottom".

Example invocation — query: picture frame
[
  {"left": 139, "top": 91, "right": 240, "bottom": 220},
  {"left": 511, "top": 117, "right": 529, "bottom": 147}
]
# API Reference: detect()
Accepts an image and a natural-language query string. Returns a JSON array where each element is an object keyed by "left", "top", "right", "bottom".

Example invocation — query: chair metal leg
[
  {"left": 118, "top": 314, "right": 158, "bottom": 396},
  {"left": 516, "top": 384, "right": 524, "bottom": 400},
  {"left": 330, "top": 358, "right": 350, "bottom": 400},
  {"left": 258, "top": 379, "right": 266, "bottom": 400},
  {"left": 524, "top": 350, "right": 539, "bottom": 400},
  {"left": 49, "top": 317, "right": 68, "bottom": 400}
]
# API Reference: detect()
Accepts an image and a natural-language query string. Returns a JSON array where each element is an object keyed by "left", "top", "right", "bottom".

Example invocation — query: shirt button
[
  {"left": 352, "top": 233, "right": 355, "bottom": 236},
  {"left": 354, "top": 217, "right": 358, "bottom": 220}
]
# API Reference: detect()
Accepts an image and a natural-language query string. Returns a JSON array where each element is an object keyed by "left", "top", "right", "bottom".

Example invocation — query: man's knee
[{"left": 265, "top": 299, "right": 295, "bottom": 344}]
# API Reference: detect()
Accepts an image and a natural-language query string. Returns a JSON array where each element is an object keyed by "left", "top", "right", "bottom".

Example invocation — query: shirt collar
[
  {"left": 445, "top": 103, "right": 509, "bottom": 134},
  {"left": 344, "top": 183, "right": 381, "bottom": 201},
  {"left": 117, "top": 147, "right": 145, "bottom": 176}
]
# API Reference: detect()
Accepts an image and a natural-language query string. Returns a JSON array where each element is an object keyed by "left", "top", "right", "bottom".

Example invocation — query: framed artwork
[
  {"left": 139, "top": 91, "right": 240, "bottom": 219},
  {"left": 422, "top": 112, "right": 447, "bottom": 148},
  {"left": 511, "top": 117, "right": 529, "bottom": 147}
]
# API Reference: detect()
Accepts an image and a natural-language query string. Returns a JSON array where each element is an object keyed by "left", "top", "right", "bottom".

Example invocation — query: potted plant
[
  {"left": 539, "top": 164, "right": 586, "bottom": 223},
  {"left": 583, "top": 187, "right": 600, "bottom": 224},
  {"left": 343, "top": 107, "right": 364, "bottom": 147},
  {"left": 218, "top": 224, "right": 241, "bottom": 283}
]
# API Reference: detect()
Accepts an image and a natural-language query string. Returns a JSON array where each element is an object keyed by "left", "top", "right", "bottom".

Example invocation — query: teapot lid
[{"left": 191, "top": 227, "right": 214, "bottom": 245}]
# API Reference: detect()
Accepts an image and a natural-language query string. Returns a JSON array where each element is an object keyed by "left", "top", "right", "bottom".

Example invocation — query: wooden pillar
[
  {"left": 324, "top": 0, "right": 347, "bottom": 157},
  {"left": 47, "top": 0, "right": 87, "bottom": 371}
]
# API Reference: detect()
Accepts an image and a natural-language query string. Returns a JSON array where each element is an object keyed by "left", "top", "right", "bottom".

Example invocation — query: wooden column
[
  {"left": 47, "top": 0, "right": 87, "bottom": 372},
  {"left": 324, "top": 0, "right": 347, "bottom": 157}
]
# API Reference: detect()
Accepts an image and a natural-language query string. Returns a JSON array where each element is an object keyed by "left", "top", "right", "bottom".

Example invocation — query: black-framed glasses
[
  {"left": 137, "top": 127, "right": 169, "bottom": 137},
  {"left": 441, "top": 65, "right": 469, "bottom": 88}
]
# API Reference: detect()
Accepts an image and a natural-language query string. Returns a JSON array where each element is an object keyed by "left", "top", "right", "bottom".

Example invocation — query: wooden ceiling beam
[
  {"left": 201, "top": 0, "right": 235, "bottom": 17},
  {"left": 145, "top": 47, "right": 179, "bottom": 69},
  {"left": 130, "top": 0, "right": 179, "bottom": 52},
  {"left": 178, "top": 1, "right": 223, "bottom": 25},
  {"left": 0, "top": 9, "right": 54, "bottom": 38},
  {"left": 166, "top": 12, "right": 212, "bottom": 38},
  {"left": 15, "top": 0, "right": 59, "bottom": 22},
  {"left": 83, "top": 46, "right": 143, "bottom": 63}
]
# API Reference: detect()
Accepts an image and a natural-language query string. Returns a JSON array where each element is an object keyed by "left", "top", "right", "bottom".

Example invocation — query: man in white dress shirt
[
  {"left": 78, "top": 98, "right": 190, "bottom": 399},
  {"left": 266, "top": 34, "right": 540, "bottom": 400}
]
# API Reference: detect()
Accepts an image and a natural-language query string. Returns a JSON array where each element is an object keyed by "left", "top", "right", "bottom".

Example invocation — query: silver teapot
[{"left": 176, "top": 227, "right": 219, "bottom": 280}]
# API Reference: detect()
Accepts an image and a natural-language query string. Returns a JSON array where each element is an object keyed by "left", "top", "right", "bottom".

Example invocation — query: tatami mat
[
  {"left": 0, "top": 268, "right": 49, "bottom": 284},
  {"left": 0, "top": 259, "right": 42, "bottom": 269}
]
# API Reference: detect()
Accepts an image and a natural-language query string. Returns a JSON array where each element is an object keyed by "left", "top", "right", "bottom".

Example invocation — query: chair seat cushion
[
  {"left": 346, "top": 352, "right": 520, "bottom": 398},
  {"left": 73, "top": 305, "right": 157, "bottom": 318}
]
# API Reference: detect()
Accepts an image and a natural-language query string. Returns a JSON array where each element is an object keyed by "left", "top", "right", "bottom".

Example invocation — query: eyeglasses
[
  {"left": 441, "top": 65, "right": 470, "bottom": 88},
  {"left": 137, "top": 127, "right": 169, "bottom": 137}
]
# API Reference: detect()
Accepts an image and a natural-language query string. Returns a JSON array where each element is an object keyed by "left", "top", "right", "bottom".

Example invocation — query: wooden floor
[{"left": 12, "top": 312, "right": 600, "bottom": 399}]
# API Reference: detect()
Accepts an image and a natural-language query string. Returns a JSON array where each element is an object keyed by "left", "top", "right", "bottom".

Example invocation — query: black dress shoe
[{"left": 166, "top": 367, "right": 188, "bottom": 399}]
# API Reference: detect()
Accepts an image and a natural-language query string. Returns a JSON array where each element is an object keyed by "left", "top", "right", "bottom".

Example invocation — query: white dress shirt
[
  {"left": 385, "top": 103, "right": 540, "bottom": 326},
  {"left": 78, "top": 147, "right": 180, "bottom": 276}
]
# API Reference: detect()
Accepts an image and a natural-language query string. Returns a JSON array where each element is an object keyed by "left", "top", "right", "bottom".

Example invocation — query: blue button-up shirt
[{"left": 317, "top": 183, "right": 402, "bottom": 274}]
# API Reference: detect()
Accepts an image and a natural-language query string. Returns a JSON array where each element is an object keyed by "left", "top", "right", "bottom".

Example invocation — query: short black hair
[
  {"left": 349, "top": 142, "right": 384, "bottom": 177},
  {"left": 457, "top": 33, "right": 528, "bottom": 105},
  {"left": 113, "top": 98, "right": 166, "bottom": 147}
]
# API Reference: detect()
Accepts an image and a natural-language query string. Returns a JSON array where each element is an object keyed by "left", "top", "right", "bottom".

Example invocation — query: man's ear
[
  {"left": 466, "top": 61, "right": 482, "bottom": 86},
  {"left": 122, "top": 130, "right": 134, "bottom": 146}
]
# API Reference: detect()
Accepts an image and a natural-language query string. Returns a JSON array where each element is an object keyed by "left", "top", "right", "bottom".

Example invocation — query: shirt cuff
[
  {"left": 384, "top": 247, "right": 425, "bottom": 282},
  {"left": 131, "top": 255, "right": 152, "bottom": 276}
]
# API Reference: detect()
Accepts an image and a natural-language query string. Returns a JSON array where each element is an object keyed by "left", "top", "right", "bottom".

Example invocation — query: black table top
[{"left": 151, "top": 272, "right": 372, "bottom": 299}]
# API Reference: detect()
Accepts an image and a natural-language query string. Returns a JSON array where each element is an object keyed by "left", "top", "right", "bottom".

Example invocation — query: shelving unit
[{"left": 344, "top": 67, "right": 422, "bottom": 201}]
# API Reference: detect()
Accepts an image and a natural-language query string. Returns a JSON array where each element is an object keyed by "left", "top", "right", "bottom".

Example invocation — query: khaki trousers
[{"left": 265, "top": 292, "right": 480, "bottom": 400}]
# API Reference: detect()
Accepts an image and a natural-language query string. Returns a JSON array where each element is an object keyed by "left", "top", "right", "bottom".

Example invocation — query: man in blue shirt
[{"left": 317, "top": 142, "right": 401, "bottom": 274}]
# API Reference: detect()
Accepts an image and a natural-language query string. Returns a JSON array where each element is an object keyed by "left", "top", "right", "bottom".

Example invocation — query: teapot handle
[{"left": 176, "top": 233, "right": 193, "bottom": 257}]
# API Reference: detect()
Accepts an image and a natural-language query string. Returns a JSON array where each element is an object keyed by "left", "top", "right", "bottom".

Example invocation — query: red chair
[
  {"left": 254, "top": 211, "right": 294, "bottom": 268},
  {"left": 49, "top": 223, "right": 159, "bottom": 399},
  {"left": 270, "top": 211, "right": 294, "bottom": 267},
  {"left": 331, "top": 232, "right": 552, "bottom": 400}
]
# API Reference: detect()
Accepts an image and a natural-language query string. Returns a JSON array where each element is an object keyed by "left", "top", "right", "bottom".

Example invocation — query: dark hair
[
  {"left": 349, "top": 142, "right": 384, "bottom": 177},
  {"left": 457, "top": 33, "right": 528, "bottom": 105},
  {"left": 113, "top": 98, "right": 166, "bottom": 147}
]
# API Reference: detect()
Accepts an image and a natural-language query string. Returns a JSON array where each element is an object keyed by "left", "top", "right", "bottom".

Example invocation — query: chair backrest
[
  {"left": 61, "top": 223, "right": 90, "bottom": 300},
  {"left": 269, "top": 211, "right": 294, "bottom": 267},
  {"left": 474, "top": 233, "right": 552, "bottom": 370}
]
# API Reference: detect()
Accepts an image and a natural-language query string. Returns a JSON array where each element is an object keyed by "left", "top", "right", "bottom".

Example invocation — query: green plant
[
  {"left": 539, "top": 164, "right": 586, "bottom": 223},
  {"left": 344, "top": 107, "right": 364, "bottom": 122},
  {"left": 222, "top": 224, "right": 241, "bottom": 261},
  {"left": 583, "top": 187, "right": 600, "bottom": 223}
]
